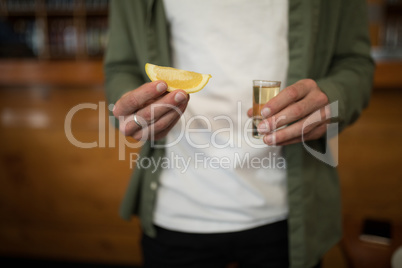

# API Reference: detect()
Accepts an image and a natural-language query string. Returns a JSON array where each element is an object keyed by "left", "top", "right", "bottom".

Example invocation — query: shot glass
[{"left": 252, "top": 80, "right": 281, "bottom": 138}]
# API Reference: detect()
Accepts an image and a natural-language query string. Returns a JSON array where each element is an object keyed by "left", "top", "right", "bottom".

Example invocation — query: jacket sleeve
[
  {"left": 103, "top": 0, "right": 147, "bottom": 117},
  {"left": 316, "top": 0, "right": 375, "bottom": 132}
]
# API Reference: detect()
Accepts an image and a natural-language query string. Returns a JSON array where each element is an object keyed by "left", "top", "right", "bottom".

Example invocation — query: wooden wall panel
[
  {"left": 335, "top": 88, "right": 402, "bottom": 268},
  {"left": 339, "top": 88, "right": 402, "bottom": 217}
]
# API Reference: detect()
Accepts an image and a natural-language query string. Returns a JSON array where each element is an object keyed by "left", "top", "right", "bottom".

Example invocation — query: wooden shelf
[
  {"left": 85, "top": 10, "right": 108, "bottom": 16},
  {"left": 0, "top": 0, "right": 108, "bottom": 60},
  {"left": 0, "top": 59, "right": 401, "bottom": 90},
  {"left": 367, "top": 0, "right": 402, "bottom": 49},
  {"left": 4, "top": 11, "right": 37, "bottom": 16},
  {"left": 0, "top": 60, "right": 104, "bottom": 86},
  {"left": 45, "top": 11, "right": 75, "bottom": 16}
]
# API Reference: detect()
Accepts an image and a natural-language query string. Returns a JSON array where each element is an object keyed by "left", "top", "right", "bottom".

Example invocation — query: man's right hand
[{"left": 113, "top": 81, "right": 189, "bottom": 141}]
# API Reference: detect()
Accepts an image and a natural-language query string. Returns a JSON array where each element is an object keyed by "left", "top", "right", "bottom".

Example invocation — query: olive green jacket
[{"left": 104, "top": 0, "right": 375, "bottom": 267}]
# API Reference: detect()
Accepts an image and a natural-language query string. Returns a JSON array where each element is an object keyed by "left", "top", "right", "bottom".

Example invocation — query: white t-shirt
[{"left": 154, "top": 0, "right": 289, "bottom": 233}]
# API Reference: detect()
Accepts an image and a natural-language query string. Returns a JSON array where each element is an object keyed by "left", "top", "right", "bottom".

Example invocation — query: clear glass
[{"left": 252, "top": 80, "right": 281, "bottom": 138}]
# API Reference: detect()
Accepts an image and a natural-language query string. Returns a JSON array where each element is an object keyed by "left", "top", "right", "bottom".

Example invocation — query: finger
[
  {"left": 121, "top": 90, "right": 188, "bottom": 136},
  {"left": 258, "top": 90, "right": 328, "bottom": 134},
  {"left": 133, "top": 101, "right": 188, "bottom": 141},
  {"left": 260, "top": 79, "right": 314, "bottom": 118},
  {"left": 247, "top": 108, "right": 252, "bottom": 118},
  {"left": 262, "top": 110, "right": 329, "bottom": 146},
  {"left": 118, "top": 113, "right": 144, "bottom": 137},
  {"left": 302, "top": 123, "right": 328, "bottom": 141},
  {"left": 113, "top": 81, "right": 168, "bottom": 117},
  {"left": 152, "top": 102, "right": 187, "bottom": 132},
  {"left": 275, "top": 137, "right": 302, "bottom": 146},
  {"left": 275, "top": 123, "right": 329, "bottom": 146},
  {"left": 136, "top": 90, "right": 188, "bottom": 125},
  {"left": 261, "top": 120, "right": 303, "bottom": 146},
  {"left": 150, "top": 112, "right": 183, "bottom": 140}
]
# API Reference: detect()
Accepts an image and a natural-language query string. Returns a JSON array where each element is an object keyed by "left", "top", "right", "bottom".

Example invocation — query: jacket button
[{"left": 150, "top": 182, "right": 158, "bottom": 190}]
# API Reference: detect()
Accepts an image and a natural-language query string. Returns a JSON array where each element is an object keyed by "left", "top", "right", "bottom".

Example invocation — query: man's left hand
[{"left": 247, "top": 79, "right": 330, "bottom": 146}]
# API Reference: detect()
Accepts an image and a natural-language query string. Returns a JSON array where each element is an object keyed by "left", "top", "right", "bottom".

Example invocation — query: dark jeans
[{"left": 141, "top": 220, "right": 290, "bottom": 268}]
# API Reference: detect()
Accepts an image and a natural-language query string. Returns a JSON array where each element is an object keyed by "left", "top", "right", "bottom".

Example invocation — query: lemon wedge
[{"left": 145, "top": 63, "right": 211, "bottom": 93}]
